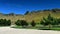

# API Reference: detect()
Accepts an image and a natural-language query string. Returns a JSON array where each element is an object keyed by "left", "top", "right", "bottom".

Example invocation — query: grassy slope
[
  {"left": 25, "top": 11, "right": 60, "bottom": 23},
  {"left": 0, "top": 11, "right": 60, "bottom": 24}
]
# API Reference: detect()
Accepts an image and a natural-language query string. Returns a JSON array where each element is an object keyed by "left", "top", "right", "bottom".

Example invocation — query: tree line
[
  {"left": 0, "top": 19, "right": 11, "bottom": 26},
  {"left": 15, "top": 20, "right": 36, "bottom": 27},
  {"left": 0, "top": 19, "right": 36, "bottom": 27}
]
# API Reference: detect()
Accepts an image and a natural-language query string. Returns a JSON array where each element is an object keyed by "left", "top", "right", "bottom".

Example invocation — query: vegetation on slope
[{"left": 0, "top": 8, "right": 60, "bottom": 24}]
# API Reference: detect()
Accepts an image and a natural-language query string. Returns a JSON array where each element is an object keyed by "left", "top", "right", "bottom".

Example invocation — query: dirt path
[{"left": 0, "top": 27, "right": 60, "bottom": 34}]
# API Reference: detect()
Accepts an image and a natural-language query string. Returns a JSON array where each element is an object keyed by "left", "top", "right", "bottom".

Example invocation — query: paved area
[{"left": 0, "top": 27, "right": 60, "bottom": 34}]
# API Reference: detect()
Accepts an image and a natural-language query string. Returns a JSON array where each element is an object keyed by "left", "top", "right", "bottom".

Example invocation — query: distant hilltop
[{"left": 0, "top": 8, "right": 60, "bottom": 15}]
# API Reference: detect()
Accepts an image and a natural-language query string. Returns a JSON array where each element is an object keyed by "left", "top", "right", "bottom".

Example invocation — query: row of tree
[
  {"left": 0, "top": 18, "right": 36, "bottom": 27},
  {"left": 15, "top": 20, "right": 36, "bottom": 27},
  {"left": 0, "top": 19, "right": 11, "bottom": 26}
]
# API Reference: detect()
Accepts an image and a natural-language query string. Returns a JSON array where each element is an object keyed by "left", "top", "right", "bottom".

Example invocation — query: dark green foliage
[
  {"left": 15, "top": 20, "right": 21, "bottom": 26},
  {"left": 40, "top": 14, "right": 60, "bottom": 29},
  {"left": 40, "top": 14, "right": 59, "bottom": 26},
  {"left": 51, "top": 18, "right": 58, "bottom": 25},
  {"left": 7, "top": 19, "right": 11, "bottom": 26},
  {"left": 47, "top": 14, "right": 54, "bottom": 21},
  {"left": 20, "top": 20, "right": 28, "bottom": 27},
  {"left": 0, "top": 19, "right": 11, "bottom": 26},
  {"left": 40, "top": 20, "right": 47, "bottom": 26},
  {"left": 0, "top": 19, "right": 4, "bottom": 26},
  {"left": 31, "top": 20, "right": 36, "bottom": 27},
  {"left": 15, "top": 20, "right": 28, "bottom": 27},
  {"left": 40, "top": 14, "right": 60, "bottom": 30},
  {"left": 56, "top": 19, "right": 60, "bottom": 25}
]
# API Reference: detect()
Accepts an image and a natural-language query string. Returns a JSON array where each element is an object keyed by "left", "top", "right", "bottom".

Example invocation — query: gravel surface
[{"left": 0, "top": 27, "right": 60, "bottom": 34}]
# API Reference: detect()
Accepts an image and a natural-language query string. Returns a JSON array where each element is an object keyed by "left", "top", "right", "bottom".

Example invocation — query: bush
[
  {"left": 20, "top": 20, "right": 28, "bottom": 27},
  {"left": 40, "top": 14, "right": 59, "bottom": 29},
  {"left": 15, "top": 20, "right": 28, "bottom": 27},
  {"left": 7, "top": 19, "right": 11, "bottom": 26},
  {"left": 0, "top": 19, "right": 11, "bottom": 26},
  {"left": 31, "top": 20, "right": 36, "bottom": 27},
  {"left": 15, "top": 20, "right": 21, "bottom": 26}
]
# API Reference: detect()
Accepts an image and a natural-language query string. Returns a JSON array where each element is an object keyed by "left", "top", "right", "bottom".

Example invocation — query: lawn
[
  {"left": 11, "top": 25, "right": 60, "bottom": 31},
  {"left": 11, "top": 25, "right": 40, "bottom": 29},
  {"left": 39, "top": 25, "right": 60, "bottom": 31}
]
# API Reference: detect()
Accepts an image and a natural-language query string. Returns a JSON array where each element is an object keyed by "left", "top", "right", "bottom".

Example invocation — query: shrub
[
  {"left": 7, "top": 19, "right": 11, "bottom": 26},
  {"left": 0, "top": 19, "right": 11, "bottom": 26},
  {"left": 31, "top": 20, "right": 36, "bottom": 27},
  {"left": 40, "top": 14, "right": 59, "bottom": 29},
  {"left": 20, "top": 20, "right": 28, "bottom": 27},
  {"left": 15, "top": 20, "right": 21, "bottom": 26},
  {"left": 15, "top": 20, "right": 28, "bottom": 27}
]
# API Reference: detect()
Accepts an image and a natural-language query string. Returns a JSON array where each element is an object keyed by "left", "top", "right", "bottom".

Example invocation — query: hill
[
  {"left": 24, "top": 8, "right": 60, "bottom": 23},
  {"left": 0, "top": 8, "right": 60, "bottom": 24}
]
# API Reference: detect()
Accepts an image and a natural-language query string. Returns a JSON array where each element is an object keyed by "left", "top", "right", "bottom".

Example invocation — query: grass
[
  {"left": 51, "top": 26, "right": 60, "bottom": 31},
  {"left": 39, "top": 25, "right": 60, "bottom": 31},
  {"left": 12, "top": 26, "right": 37, "bottom": 29},
  {"left": 52, "top": 26, "right": 60, "bottom": 31},
  {"left": 5, "top": 24, "right": 60, "bottom": 31},
  {"left": 11, "top": 25, "right": 40, "bottom": 29},
  {"left": 0, "top": 26, "right": 10, "bottom": 27},
  {"left": 11, "top": 25, "right": 60, "bottom": 31}
]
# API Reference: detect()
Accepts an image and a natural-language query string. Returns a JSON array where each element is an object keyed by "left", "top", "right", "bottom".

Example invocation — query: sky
[{"left": 0, "top": 0, "right": 60, "bottom": 14}]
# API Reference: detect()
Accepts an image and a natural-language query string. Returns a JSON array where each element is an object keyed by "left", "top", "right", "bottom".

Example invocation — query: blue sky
[{"left": 0, "top": 0, "right": 60, "bottom": 14}]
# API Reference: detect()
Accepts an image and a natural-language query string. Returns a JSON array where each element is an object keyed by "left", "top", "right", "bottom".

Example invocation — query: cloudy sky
[{"left": 0, "top": 0, "right": 60, "bottom": 14}]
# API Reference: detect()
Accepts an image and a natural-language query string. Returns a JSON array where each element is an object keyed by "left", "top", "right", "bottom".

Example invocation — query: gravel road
[{"left": 0, "top": 27, "right": 60, "bottom": 34}]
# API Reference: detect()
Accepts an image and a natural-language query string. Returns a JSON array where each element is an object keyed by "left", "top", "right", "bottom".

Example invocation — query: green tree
[
  {"left": 31, "top": 20, "right": 36, "bottom": 27},
  {"left": 20, "top": 20, "right": 28, "bottom": 27},
  {"left": 15, "top": 20, "right": 21, "bottom": 26},
  {"left": 40, "top": 14, "right": 57, "bottom": 29},
  {"left": 0, "top": 19, "right": 11, "bottom": 26},
  {"left": 15, "top": 20, "right": 28, "bottom": 27},
  {"left": 3, "top": 19, "right": 7, "bottom": 26},
  {"left": 7, "top": 19, "right": 11, "bottom": 26},
  {"left": 0, "top": 19, "right": 4, "bottom": 26},
  {"left": 55, "top": 19, "right": 60, "bottom": 25}
]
